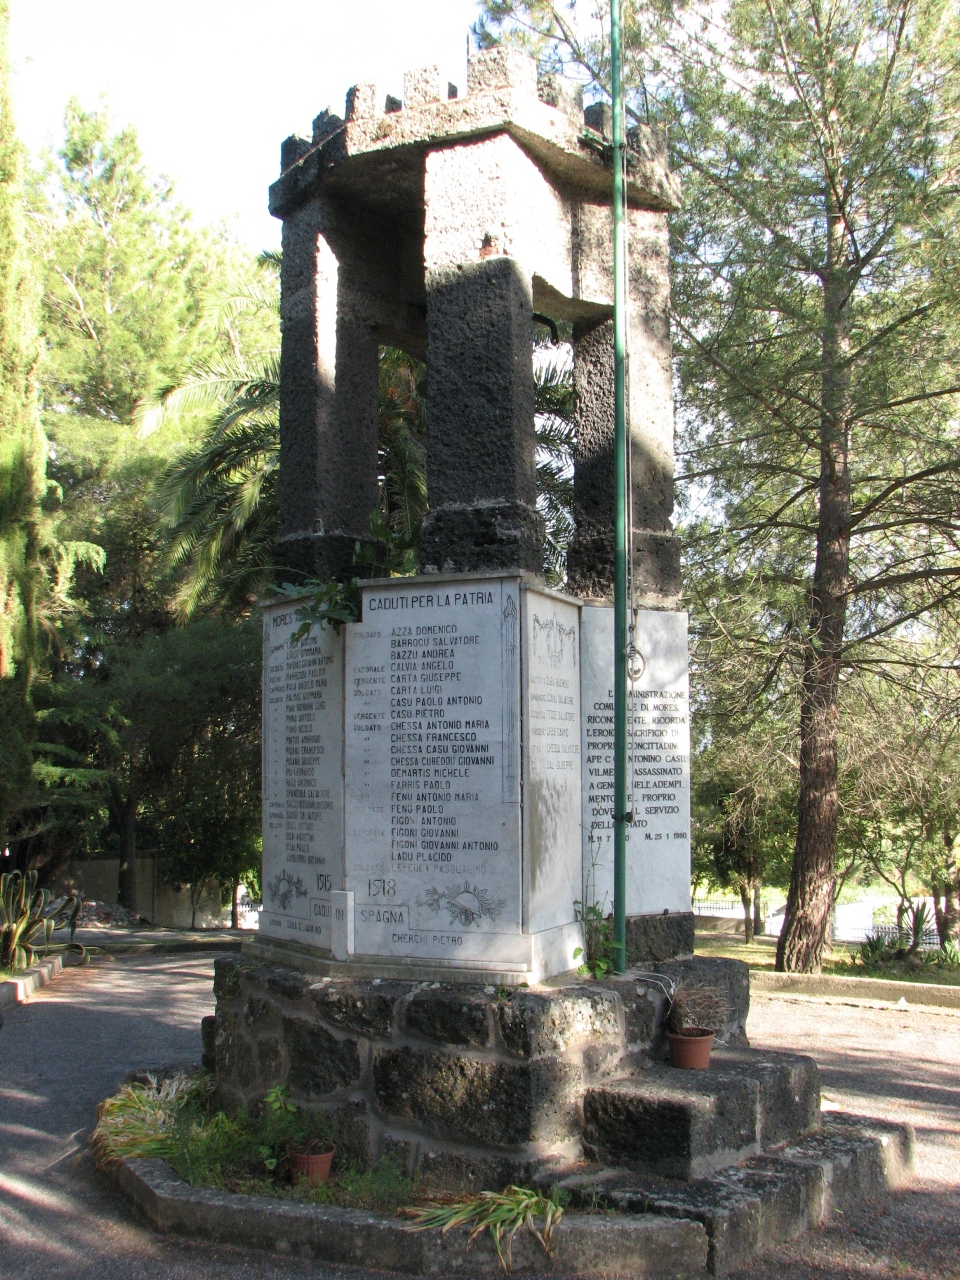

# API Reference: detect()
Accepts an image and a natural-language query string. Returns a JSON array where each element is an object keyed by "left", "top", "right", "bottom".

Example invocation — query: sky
[{"left": 9, "top": 0, "right": 482, "bottom": 250}]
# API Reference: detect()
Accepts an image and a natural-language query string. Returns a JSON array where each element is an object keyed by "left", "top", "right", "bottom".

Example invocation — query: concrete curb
[
  {"left": 0, "top": 955, "right": 63, "bottom": 1010},
  {"left": 116, "top": 1157, "right": 709, "bottom": 1277},
  {"left": 0, "top": 936, "right": 241, "bottom": 1013},
  {"left": 750, "top": 969, "right": 960, "bottom": 1009}
]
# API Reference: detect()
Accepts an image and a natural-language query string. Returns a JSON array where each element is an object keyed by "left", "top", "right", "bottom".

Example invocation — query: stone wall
[{"left": 212, "top": 954, "right": 749, "bottom": 1191}]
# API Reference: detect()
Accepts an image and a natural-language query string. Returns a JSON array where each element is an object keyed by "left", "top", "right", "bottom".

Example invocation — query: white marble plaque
[
  {"left": 260, "top": 604, "right": 344, "bottom": 949},
  {"left": 580, "top": 607, "right": 691, "bottom": 916},
  {"left": 344, "top": 579, "right": 525, "bottom": 964},
  {"left": 523, "top": 590, "right": 582, "bottom": 932}
]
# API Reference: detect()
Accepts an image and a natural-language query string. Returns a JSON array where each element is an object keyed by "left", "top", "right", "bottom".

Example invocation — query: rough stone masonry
[{"left": 269, "top": 45, "right": 680, "bottom": 603}]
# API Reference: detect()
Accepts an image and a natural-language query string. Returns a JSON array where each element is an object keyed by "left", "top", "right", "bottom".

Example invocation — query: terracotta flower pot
[
  {"left": 667, "top": 1029, "right": 714, "bottom": 1069},
  {"left": 290, "top": 1148, "right": 335, "bottom": 1186}
]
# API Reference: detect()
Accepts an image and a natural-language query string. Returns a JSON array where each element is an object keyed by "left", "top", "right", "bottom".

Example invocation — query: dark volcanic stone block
[
  {"left": 625, "top": 911, "right": 695, "bottom": 964},
  {"left": 214, "top": 1009, "right": 240, "bottom": 1081},
  {"left": 712, "top": 1048, "right": 820, "bottom": 1149},
  {"left": 373, "top": 1045, "right": 581, "bottom": 1147},
  {"left": 282, "top": 1016, "right": 362, "bottom": 1098},
  {"left": 256, "top": 1036, "right": 283, "bottom": 1085},
  {"left": 404, "top": 986, "right": 492, "bottom": 1047},
  {"left": 583, "top": 1068, "right": 760, "bottom": 1178},
  {"left": 771, "top": 1114, "right": 915, "bottom": 1211},
  {"left": 309, "top": 979, "right": 410, "bottom": 1038},
  {"left": 495, "top": 988, "right": 622, "bottom": 1058},
  {"left": 648, "top": 957, "right": 751, "bottom": 1047},
  {"left": 244, "top": 997, "right": 273, "bottom": 1030},
  {"left": 200, "top": 1015, "right": 217, "bottom": 1073},
  {"left": 259, "top": 965, "right": 313, "bottom": 1003},
  {"left": 213, "top": 955, "right": 245, "bottom": 1002},
  {"left": 606, "top": 1156, "right": 821, "bottom": 1275},
  {"left": 333, "top": 1098, "right": 377, "bottom": 1172},
  {"left": 414, "top": 1147, "right": 541, "bottom": 1194}
]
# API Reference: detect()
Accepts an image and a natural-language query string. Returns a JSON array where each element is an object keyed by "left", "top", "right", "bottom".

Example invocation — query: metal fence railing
[
  {"left": 236, "top": 903, "right": 262, "bottom": 929},
  {"left": 841, "top": 922, "right": 941, "bottom": 950},
  {"left": 692, "top": 899, "right": 745, "bottom": 917}
]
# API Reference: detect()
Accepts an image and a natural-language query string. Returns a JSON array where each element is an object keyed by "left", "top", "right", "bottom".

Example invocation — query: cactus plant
[{"left": 0, "top": 870, "right": 79, "bottom": 971}]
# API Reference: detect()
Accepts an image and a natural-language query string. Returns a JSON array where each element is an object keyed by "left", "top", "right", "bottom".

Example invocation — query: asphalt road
[{"left": 1, "top": 954, "right": 958, "bottom": 1280}]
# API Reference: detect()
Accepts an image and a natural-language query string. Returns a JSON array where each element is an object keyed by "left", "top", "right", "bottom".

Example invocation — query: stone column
[
  {"left": 277, "top": 206, "right": 381, "bottom": 583},
  {"left": 567, "top": 318, "right": 616, "bottom": 597},
  {"left": 420, "top": 255, "right": 542, "bottom": 574},
  {"left": 567, "top": 207, "right": 680, "bottom": 605},
  {"left": 418, "top": 85, "right": 544, "bottom": 576}
]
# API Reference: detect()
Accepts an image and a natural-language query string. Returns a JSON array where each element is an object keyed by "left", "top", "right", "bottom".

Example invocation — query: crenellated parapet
[{"left": 270, "top": 47, "right": 680, "bottom": 597}]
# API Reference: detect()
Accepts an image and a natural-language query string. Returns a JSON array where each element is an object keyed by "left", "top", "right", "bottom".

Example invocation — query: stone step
[
  {"left": 710, "top": 1047, "right": 821, "bottom": 1149},
  {"left": 557, "top": 1115, "right": 914, "bottom": 1275},
  {"left": 582, "top": 1048, "right": 821, "bottom": 1179}
]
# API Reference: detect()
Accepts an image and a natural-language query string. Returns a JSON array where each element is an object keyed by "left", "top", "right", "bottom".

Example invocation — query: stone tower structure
[
  {"left": 270, "top": 46, "right": 680, "bottom": 605},
  {"left": 257, "top": 46, "right": 693, "bottom": 987}
]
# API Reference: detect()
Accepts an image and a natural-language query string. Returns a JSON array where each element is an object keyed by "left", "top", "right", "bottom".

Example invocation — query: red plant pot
[
  {"left": 290, "top": 1148, "right": 335, "bottom": 1186},
  {"left": 667, "top": 1029, "right": 714, "bottom": 1070}
]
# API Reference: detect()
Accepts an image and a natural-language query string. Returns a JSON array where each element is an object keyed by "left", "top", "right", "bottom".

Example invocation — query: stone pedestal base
[
  {"left": 243, "top": 917, "right": 584, "bottom": 988},
  {"left": 213, "top": 954, "right": 760, "bottom": 1192}
]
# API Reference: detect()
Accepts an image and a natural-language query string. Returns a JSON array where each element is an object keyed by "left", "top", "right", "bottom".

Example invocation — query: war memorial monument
[{"left": 204, "top": 49, "right": 912, "bottom": 1266}]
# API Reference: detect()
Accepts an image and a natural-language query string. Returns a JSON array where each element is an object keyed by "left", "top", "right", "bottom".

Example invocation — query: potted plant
[
  {"left": 664, "top": 981, "right": 728, "bottom": 1069},
  {"left": 260, "top": 1087, "right": 336, "bottom": 1186}
]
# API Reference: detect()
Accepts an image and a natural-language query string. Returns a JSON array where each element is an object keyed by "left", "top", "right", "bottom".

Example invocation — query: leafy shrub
[
  {"left": 573, "top": 899, "right": 622, "bottom": 979},
  {"left": 856, "top": 932, "right": 898, "bottom": 967},
  {"left": 401, "top": 1184, "right": 565, "bottom": 1272},
  {"left": 93, "top": 1075, "right": 334, "bottom": 1185}
]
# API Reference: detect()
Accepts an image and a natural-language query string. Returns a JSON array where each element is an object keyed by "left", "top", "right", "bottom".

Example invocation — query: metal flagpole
[{"left": 611, "top": 0, "right": 629, "bottom": 974}]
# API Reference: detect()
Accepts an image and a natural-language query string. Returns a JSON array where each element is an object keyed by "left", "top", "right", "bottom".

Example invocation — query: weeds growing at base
[{"left": 90, "top": 1072, "right": 417, "bottom": 1210}]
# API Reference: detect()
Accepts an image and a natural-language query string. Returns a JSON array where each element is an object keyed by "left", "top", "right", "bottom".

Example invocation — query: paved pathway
[
  {"left": 0, "top": 954, "right": 386, "bottom": 1280},
  {"left": 1, "top": 956, "right": 958, "bottom": 1279},
  {"left": 730, "top": 994, "right": 960, "bottom": 1279}
]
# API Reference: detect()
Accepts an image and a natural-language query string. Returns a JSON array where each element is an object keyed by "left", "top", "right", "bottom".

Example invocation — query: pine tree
[{"left": 0, "top": 0, "right": 45, "bottom": 844}]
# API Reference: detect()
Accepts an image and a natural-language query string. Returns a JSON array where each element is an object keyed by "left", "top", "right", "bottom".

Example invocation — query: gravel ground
[
  {"left": 0, "top": 956, "right": 957, "bottom": 1279},
  {"left": 730, "top": 993, "right": 960, "bottom": 1279}
]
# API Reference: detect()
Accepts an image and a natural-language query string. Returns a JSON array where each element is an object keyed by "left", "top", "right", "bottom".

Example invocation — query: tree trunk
[
  {"left": 752, "top": 886, "right": 764, "bottom": 938},
  {"left": 231, "top": 878, "right": 241, "bottom": 929},
  {"left": 934, "top": 835, "right": 959, "bottom": 946},
  {"left": 777, "top": 178, "right": 852, "bottom": 974},
  {"left": 740, "top": 884, "right": 754, "bottom": 943},
  {"left": 190, "top": 881, "right": 202, "bottom": 930},
  {"left": 116, "top": 792, "right": 139, "bottom": 912}
]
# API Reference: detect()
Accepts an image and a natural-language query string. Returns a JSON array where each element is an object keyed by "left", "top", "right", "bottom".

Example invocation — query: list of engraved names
[
  {"left": 260, "top": 606, "right": 343, "bottom": 947},
  {"left": 344, "top": 581, "right": 523, "bottom": 962}
]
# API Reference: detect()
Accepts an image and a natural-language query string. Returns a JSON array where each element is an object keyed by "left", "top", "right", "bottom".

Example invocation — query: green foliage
[
  {"left": 533, "top": 345, "right": 575, "bottom": 586},
  {"left": 0, "top": 4, "right": 103, "bottom": 851},
  {"left": 30, "top": 101, "right": 212, "bottom": 425},
  {"left": 90, "top": 1073, "right": 420, "bottom": 1210},
  {"left": 479, "top": 0, "right": 960, "bottom": 970},
  {"left": 401, "top": 1185, "right": 564, "bottom": 1272},
  {"left": 0, "top": 868, "right": 78, "bottom": 969},
  {"left": 91, "top": 1072, "right": 335, "bottom": 1185},
  {"left": 278, "top": 578, "right": 361, "bottom": 642},
  {"left": 303, "top": 1155, "right": 418, "bottom": 1212},
  {"left": 572, "top": 899, "right": 622, "bottom": 979}
]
